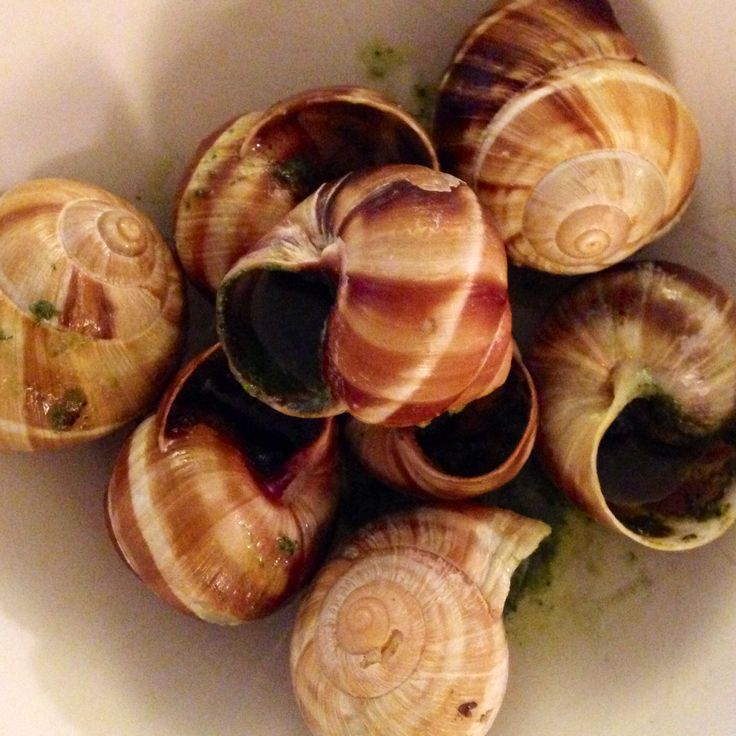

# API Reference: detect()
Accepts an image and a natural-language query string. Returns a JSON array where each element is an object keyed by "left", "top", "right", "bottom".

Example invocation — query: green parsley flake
[
  {"left": 47, "top": 387, "right": 88, "bottom": 431},
  {"left": 0, "top": 328, "right": 12, "bottom": 341},
  {"left": 30, "top": 300, "right": 60, "bottom": 322},
  {"left": 277, "top": 536, "right": 298, "bottom": 556},
  {"left": 358, "top": 39, "right": 407, "bottom": 80}
]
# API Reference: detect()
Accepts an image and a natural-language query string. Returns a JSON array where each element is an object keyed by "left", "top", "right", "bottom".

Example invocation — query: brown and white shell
[
  {"left": 174, "top": 86, "right": 438, "bottom": 294},
  {"left": 216, "top": 164, "right": 512, "bottom": 428},
  {"left": 529, "top": 261, "right": 736, "bottom": 550},
  {"left": 345, "top": 345, "right": 537, "bottom": 499},
  {"left": 0, "top": 178, "right": 185, "bottom": 450},
  {"left": 290, "top": 505, "right": 550, "bottom": 736},
  {"left": 106, "top": 345, "right": 340, "bottom": 624},
  {"left": 433, "top": 0, "right": 701, "bottom": 274}
]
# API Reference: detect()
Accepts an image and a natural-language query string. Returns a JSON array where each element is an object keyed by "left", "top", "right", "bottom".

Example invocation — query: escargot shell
[
  {"left": 433, "top": 0, "right": 701, "bottom": 274},
  {"left": 216, "top": 164, "right": 512, "bottom": 427},
  {"left": 345, "top": 345, "right": 537, "bottom": 499},
  {"left": 0, "top": 178, "right": 185, "bottom": 450},
  {"left": 175, "top": 86, "right": 438, "bottom": 294},
  {"left": 290, "top": 505, "right": 550, "bottom": 736},
  {"left": 106, "top": 345, "right": 339, "bottom": 624},
  {"left": 529, "top": 261, "right": 736, "bottom": 550}
]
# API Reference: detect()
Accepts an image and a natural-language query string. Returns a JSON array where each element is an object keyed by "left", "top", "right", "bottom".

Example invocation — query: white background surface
[{"left": 1, "top": 1, "right": 735, "bottom": 734}]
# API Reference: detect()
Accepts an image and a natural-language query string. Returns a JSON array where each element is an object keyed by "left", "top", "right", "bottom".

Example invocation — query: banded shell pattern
[
  {"left": 106, "top": 345, "right": 340, "bottom": 623},
  {"left": 345, "top": 345, "right": 537, "bottom": 499},
  {"left": 175, "top": 86, "right": 438, "bottom": 294},
  {"left": 217, "top": 164, "right": 512, "bottom": 428}
]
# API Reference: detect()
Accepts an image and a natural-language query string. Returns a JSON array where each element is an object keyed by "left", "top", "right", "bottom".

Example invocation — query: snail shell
[
  {"left": 174, "top": 86, "right": 438, "bottom": 294},
  {"left": 106, "top": 345, "right": 339, "bottom": 624},
  {"left": 0, "top": 178, "right": 185, "bottom": 450},
  {"left": 216, "top": 164, "right": 512, "bottom": 428},
  {"left": 529, "top": 261, "right": 736, "bottom": 550},
  {"left": 433, "top": 0, "right": 701, "bottom": 274},
  {"left": 290, "top": 505, "right": 550, "bottom": 736},
  {"left": 345, "top": 345, "right": 537, "bottom": 499}
]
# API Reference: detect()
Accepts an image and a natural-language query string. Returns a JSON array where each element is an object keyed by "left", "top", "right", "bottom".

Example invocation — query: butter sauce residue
[{"left": 497, "top": 462, "right": 655, "bottom": 640}]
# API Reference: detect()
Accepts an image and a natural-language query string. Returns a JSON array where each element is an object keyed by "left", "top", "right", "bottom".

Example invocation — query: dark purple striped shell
[
  {"left": 0, "top": 178, "right": 185, "bottom": 450},
  {"left": 174, "top": 86, "right": 438, "bottom": 294},
  {"left": 216, "top": 164, "right": 512, "bottom": 428}
]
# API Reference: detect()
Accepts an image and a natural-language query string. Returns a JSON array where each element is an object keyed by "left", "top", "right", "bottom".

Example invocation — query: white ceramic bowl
[{"left": 1, "top": 1, "right": 735, "bottom": 734}]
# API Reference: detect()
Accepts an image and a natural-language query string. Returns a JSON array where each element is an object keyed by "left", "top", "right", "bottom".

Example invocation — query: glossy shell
[
  {"left": 290, "top": 505, "right": 550, "bottom": 736},
  {"left": 529, "top": 261, "right": 736, "bottom": 550},
  {"left": 216, "top": 164, "right": 512, "bottom": 428},
  {"left": 345, "top": 345, "right": 537, "bottom": 499},
  {"left": 0, "top": 178, "right": 185, "bottom": 451},
  {"left": 174, "top": 86, "right": 438, "bottom": 294},
  {"left": 106, "top": 345, "right": 340, "bottom": 624},
  {"left": 433, "top": 0, "right": 701, "bottom": 274}
]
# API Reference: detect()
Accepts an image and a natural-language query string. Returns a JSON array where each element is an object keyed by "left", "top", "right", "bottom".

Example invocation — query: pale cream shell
[{"left": 290, "top": 505, "right": 550, "bottom": 736}]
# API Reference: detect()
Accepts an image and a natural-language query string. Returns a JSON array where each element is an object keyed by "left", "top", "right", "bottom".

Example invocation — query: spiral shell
[
  {"left": 216, "top": 164, "right": 512, "bottom": 428},
  {"left": 433, "top": 0, "right": 701, "bottom": 274},
  {"left": 175, "top": 86, "right": 438, "bottom": 294},
  {"left": 345, "top": 345, "right": 537, "bottom": 499},
  {"left": 0, "top": 178, "right": 185, "bottom": 450},
  {"left": 529, "top": 261, "right": 736, "bottom": 550},
  {"left": 106, "top": 345, "right": 339, "bottom": 624},
  {"left": 290, "top": 505, "right": 550, "bottom": 736}
]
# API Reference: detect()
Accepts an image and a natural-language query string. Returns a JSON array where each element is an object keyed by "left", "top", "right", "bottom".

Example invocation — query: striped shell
[
  {"left": 290, "top": 505, "right": 550, "bottom": 736},
  {"left": 174, "top": 86, "right": 438, "bottom": 294},
  {"left": 345, "top": 345, "right": 537, "bottom": 499},
  {"left": 529, "top": 261, "right": 736, "bottom": 550},
  {"left": 216, "top": 164, "right": 512, "bottom": 428},
  {"left": 106, "top": 345, "right": 339, "bottom": 624},
  {"left": 433, "top": 0, "right": 701, "bottom": 274},
  {"left": 0, "top": 178, "right": 185, "bottom": 450}
]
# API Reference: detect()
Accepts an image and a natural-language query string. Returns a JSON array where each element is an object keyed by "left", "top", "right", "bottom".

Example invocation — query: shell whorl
[
  {"left": 106, "top": 346, "right": 340, "bottom": 624},
  {"left": 290, "top": 505, "right": 550, "bottom": 736},
  {"left": 433, "top": 0, "right": 701, "bottom": 274}
]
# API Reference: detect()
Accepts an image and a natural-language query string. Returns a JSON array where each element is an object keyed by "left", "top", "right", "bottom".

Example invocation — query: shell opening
[
  {"left": 415, "top": 358, "right": 533, "bottom": 478},
  {"left": 164, "top": 347, "right": 327, "bottom": 496},
  {"left": 218, "top": 267, "right": 337, "bottom": 415},
  {"left": 249, "top": 98, "right": 438, "bottom": 203},
  {"left": 597, "top": 395, "right": 736, "bottom": 542}
]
